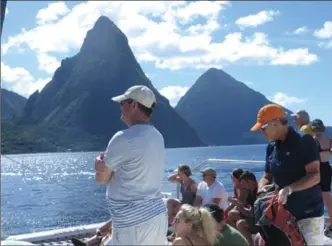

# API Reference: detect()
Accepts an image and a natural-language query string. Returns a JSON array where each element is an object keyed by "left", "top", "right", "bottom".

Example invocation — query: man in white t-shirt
[
  {"left": 94, "top": 85, "right": 168, "bottom": 245},
  {"left": 194, "top": 167, "right": 228, "bottom": 210}
]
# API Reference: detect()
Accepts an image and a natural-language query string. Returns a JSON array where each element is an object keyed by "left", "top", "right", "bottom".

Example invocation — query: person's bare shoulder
[{"left": 172, "top": 237, "right": 188, "bottom": 246}]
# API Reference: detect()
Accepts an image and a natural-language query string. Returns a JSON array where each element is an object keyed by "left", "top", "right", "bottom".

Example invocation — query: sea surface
[{"left": 1, "top": 144, "right": 331, "bottom": 238}]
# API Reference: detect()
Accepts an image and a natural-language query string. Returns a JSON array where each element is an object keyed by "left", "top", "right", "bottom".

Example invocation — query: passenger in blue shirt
[{"left": 251, "top": 104, "right": 324, "bottom": 245}]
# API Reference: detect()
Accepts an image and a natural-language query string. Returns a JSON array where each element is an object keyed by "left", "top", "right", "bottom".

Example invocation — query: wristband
[{"left": 287, "top": 186, "right": 293, "bottom": 195}]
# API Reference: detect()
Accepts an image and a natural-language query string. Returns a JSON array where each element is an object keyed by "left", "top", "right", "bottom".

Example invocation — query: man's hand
[
  {"left": 278, "top": 186, "right": 292, "bottom": 205},
  {"left": 95, "top": 153, "right": 112, "bottom": 184},
  {"left": 258, "top": 172, "right": 273, "bottom": 192},
  {"left": 258, "top": 184, "right": 275, "bottom": 194},
  {"left": 95, "top": 155, "right": 108, "bottom": 172}
]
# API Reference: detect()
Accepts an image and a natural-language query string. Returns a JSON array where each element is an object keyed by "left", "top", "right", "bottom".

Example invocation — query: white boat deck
[
  {"left": 4, "top": 222, "right": 103, "bottom": 245},
  {"left": 4, "top": 221, "right": 332, "bottom": 246}
]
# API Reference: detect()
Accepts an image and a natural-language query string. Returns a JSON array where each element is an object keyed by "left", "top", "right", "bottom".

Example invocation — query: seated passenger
[
  {"left": 205, "top": 204, "right": 248, "bottom": 246},
  {"left": 225, "top": 168, "right": 245, "bottom": 216},
  {"left": 172, "top": 204, "right": 217, "bottom": 246},
  {"left": 227, "top": 171, "right": 258, "bottom": 245},
  {"left": 193, "top": 167, "right": 228, "bottom": 210},
  {"left": 231, "top": 168, "right": 245, "bottom": 198},
  {"left": 168, "top": 164, "right": 198, "bottom": 205}
]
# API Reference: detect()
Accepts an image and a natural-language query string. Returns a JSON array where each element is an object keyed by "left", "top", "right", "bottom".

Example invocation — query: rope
[{"left": 1, "top": 154, "right": 110, "bottom": 213}]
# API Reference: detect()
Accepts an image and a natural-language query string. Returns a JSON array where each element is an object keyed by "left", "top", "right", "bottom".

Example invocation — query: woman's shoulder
[
  {"left": 189, "top": 178, "right": 197, "bottom": 184},
  {"left": 172, "top": 237, "right": 189, "bottom": 245},
  {"left": 173, "top": 234, "right": 209, "bottom": 246}
]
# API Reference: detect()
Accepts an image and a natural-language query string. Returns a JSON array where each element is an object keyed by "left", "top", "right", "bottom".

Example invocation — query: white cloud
[
  {"left": 186, "top": 19, "right": 220, "bottom": 35},
  {"left": 318, "top": 40, "right": 332, "bottom": 49},
  {"left": 36, "top": 2, "right": 70, "bottom": 25},
  {"left": 286, "top": 26, "right": 309, "bottom": 35},
  {"left": 293, "top": 26, "right": 309, "bottom": 35},
  {"left": 5, "top": 7, "right": 8, "bottom": 16},
  {"left": 271, "top": 48, "right": 318, "bottom": 65},
  {"left": 1, "top": 62, "right": 50, "bottom": 97},
  {"left": 37, "top": 53, "right": 60, "bottom": 74},
  {"left": 235, "top": 10, "right": 280, "bottom": 29},
  {"left": 159, "top": 85, "right": 189, "bottom": 106},
  {"left": 314, "top": 21, "right": 332, "bottom": 39},
  {"left": 314, "top": 21, "right": 332, "bottom": 49},
  {"left": 2, "top": 2, "right": 318, "bottom": 78},
  {"left": 268, "top": 92, "right": 306, "bottom": 107}
]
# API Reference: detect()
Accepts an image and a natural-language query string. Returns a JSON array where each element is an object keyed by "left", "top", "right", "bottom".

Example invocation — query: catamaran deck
[{"left": 4, "top": 222, "right": 103, "bottom": 245}]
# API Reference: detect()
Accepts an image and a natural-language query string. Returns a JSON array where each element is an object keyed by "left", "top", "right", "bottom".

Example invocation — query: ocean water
[{"left": 1, "top": 144, "right": 331, "bottom": 238}]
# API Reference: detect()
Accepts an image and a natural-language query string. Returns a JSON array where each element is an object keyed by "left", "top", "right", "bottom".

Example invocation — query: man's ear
[{"left": 132, "top": 100, "right": 138, "bottom": 109}]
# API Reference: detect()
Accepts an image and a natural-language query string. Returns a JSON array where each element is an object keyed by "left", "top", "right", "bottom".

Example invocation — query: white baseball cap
[
  {"left": 112, "top": 85, "right": 156, "bottom": 108},
  {"left": 290, "top": 110, "right": 310, "bottom": 123}
]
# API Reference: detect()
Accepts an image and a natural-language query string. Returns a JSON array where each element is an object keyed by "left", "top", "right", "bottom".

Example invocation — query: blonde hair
[{"left": 180, "top": 204, "right": 217, "bottom": 245}]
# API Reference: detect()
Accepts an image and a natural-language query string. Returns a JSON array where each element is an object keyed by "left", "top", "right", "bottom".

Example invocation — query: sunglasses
[
  {"left": 260, "top": 123, "right": 269, "bottom": 132},
  {"left": 260, "top": 119, "right": 278, "bottom": 132},
  {"left": 120, "top": 98, "right": 133, "bottom": 106}
]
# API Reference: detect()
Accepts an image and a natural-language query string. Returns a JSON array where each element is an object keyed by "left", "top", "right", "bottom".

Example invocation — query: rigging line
[{"left": 1, "top": 154, "right": 110, "bottom": 213}]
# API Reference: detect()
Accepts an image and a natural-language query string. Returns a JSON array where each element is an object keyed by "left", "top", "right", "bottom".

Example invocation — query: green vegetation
[{"left": 1, "top": 118, "right": 104, "bottom": 154}]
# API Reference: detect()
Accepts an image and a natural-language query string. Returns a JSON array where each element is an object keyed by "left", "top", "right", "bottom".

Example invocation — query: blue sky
[{"left": 1, "top": 1, "right": 331, "bottom": 125}]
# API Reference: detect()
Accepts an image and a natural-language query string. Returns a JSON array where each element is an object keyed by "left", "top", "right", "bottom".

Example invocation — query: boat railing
[{"left": 175, "top": 158, "right": 265, "bottom": 199}]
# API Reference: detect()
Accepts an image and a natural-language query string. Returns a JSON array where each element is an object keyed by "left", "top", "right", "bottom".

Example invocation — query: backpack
[{"left": 254, "top": 187, "right": 306, "bottom": 246}]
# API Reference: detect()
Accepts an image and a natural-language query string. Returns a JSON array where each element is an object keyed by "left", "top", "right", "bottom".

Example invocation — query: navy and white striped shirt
[
  {"left": 104, "top": 124, "right": 166, "bottom": 228},
  {"left": 106, "top": 197, "right": 166, "bottom": 228}
]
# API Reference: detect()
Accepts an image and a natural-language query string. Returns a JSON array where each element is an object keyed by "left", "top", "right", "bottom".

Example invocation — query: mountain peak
[
  {"left": 93, "top": 15, "right": 117, "bottom": 30},
  {"left": 3, "top": 15, "right": 205, "bottom": 154},
  {"left": 175, "top": 68, "right": 279, "bottom": 145},
  {"left": 203, "top": 67, "right": 236, "bottom": 82},
  {"left": 79, "top": 16, "right": 128, "bottom": 55},
  {"left": 1, "top": 88, "right": 27, "bottom": 118},
  {"left": 206, "top": 67, "right": 224, "bottom": 74}
]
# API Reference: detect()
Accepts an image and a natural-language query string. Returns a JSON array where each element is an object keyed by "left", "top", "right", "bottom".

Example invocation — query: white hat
[
  {"left": 290, "top": 109, "right": 310, "bottom": 124},
  {"left": 112, "top": 85, "right": 156, "bottom": 108}
]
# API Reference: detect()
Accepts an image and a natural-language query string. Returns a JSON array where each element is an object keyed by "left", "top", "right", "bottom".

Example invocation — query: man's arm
[
  {"left": 95, "top": 131, "right": 128, "bottom": 184},
  {"left": 288, "top": 135, "right": 320, "bottom": 192},
  {"left": 258, "top": 143, "right": 274, "bottom": 193},
  {"left": 95, "top": 155, "right": 113, "bottom": 184},
  {"left": 211, "top": 183, "right": 227, "bottom": 205},
  {"left": 289, "top": 161, "right": 320, "bottom": 192},
  {"left": 258, "top": 172, "right": 273, "bottom": 192}
]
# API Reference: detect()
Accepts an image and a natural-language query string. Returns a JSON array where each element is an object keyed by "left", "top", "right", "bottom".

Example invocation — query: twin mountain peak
[{"left": 2, "top": 16, "right": 295, "bottom": 154}]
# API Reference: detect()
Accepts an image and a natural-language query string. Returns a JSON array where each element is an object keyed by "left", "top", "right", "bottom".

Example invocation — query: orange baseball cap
[{"left": 251, "top": 104, "right": 287, "bottom": 131}]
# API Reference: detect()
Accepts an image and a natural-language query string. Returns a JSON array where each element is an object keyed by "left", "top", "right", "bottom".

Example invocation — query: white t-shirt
[
  {"left": 103, "top": 124, "right": 166, "bottom": 228},
  {"left": 197, "top": 180, "right": 228, "bottom": 210}
]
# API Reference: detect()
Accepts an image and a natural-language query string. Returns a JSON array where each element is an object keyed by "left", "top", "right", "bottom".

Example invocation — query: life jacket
[{"left": 254, "top": 187, "right": 306, "bottom": 246}]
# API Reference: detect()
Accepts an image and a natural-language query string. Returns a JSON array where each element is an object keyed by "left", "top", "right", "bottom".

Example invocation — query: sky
[{"left": 1, "top": 1, "right": 332, "bottom": 125}]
